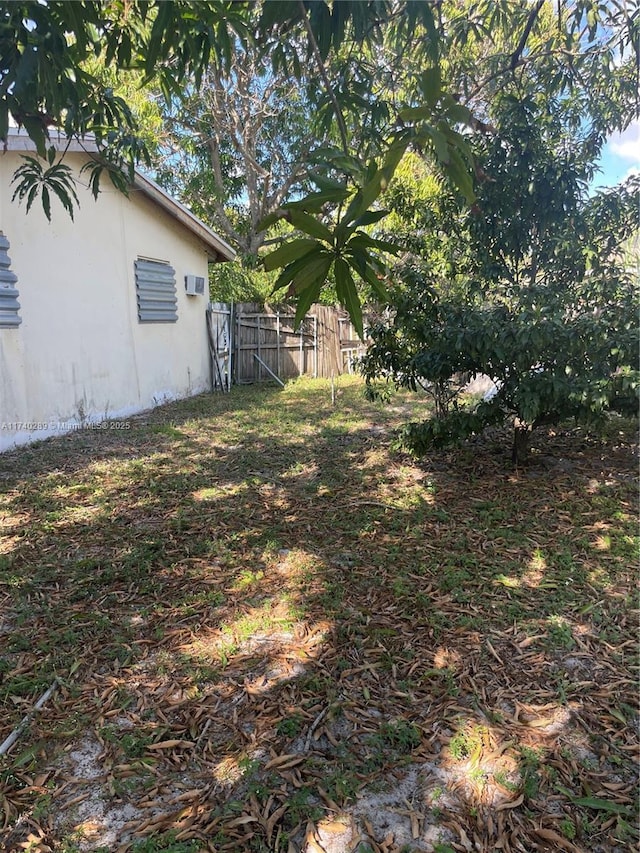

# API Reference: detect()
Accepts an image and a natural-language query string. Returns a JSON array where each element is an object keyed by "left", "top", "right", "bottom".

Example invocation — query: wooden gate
[{"left": 206, "top": 302, "right": 232, "bottom": 391}]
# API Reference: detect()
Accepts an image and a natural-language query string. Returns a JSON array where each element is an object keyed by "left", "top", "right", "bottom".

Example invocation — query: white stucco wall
[{"left": 0, "top": 151, "right": 213, "bottom": 451}]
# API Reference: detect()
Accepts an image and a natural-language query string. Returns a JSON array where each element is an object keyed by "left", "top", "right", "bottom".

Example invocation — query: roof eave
[{"left": 132, "top": 171, "right": 236, "bottom": 264}]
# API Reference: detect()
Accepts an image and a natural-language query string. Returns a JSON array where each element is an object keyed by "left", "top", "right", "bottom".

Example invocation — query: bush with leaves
[{"left": 361, "top": 96, "right": 639, "bottom": 464}]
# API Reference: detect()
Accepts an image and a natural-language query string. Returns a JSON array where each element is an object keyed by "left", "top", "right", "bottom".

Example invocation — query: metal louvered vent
[
  {"left": 135, "top": 258, "right": 178, "bottom": 323},
  {"left": 0, "top": 233, "right": 21, "bottom": 329}
]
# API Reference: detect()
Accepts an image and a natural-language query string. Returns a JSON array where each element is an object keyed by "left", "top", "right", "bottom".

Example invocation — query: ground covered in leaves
[{"left": 0, "top": 377, "right": 637, "bottom": 853}]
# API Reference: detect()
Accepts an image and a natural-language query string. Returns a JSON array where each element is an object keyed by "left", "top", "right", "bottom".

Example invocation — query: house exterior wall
[{"left": 0, "top": 151, "right": 212, "bottom": 451}]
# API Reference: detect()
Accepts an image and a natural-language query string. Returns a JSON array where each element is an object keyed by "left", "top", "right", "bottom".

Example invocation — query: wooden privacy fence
[{"left": 206, "top": 302, "right": 365, "bottom": 387}]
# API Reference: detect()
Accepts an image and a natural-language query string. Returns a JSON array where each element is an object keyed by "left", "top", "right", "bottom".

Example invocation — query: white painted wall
[{"left": 0, "top": 151, "right": 213, "bottom": 451}]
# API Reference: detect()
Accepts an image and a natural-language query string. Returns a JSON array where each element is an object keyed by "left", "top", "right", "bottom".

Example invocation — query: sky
[{"left": 592, "top": 117, "right": 640, "bottom": 191}]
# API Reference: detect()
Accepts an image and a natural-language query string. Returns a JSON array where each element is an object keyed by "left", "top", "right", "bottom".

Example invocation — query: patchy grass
[{"left": 0, "top": 376, "right": 637, "bottom": 852}]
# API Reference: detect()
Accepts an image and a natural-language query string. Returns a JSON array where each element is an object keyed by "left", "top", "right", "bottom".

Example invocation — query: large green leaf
[
  {"left": 398, "top": 105, "right": 434, "bottom": 123},
  {"left": 444, "top": 101, "right": 473, "bottom": 126},
  {"left": 256, "top": 210, "right": 284, "bottom": 231},
  {"left": 293, "top": 279, "right": 323, "bottom": 331},
  {"left": 309, "top": 148, "right": 367, "bottom": 179},
  {"left": 263, "top": 238, "right": 321, "bottom": 272},
  {"left": 292, "top": 255, "right": 333, "bottom": 330},
  {"left": 283, "top": 187, "right": 351, "bottom": 213},
  {"left": 348, "top": 232, "right": 401, "bottom": 255},
  {"left": 271, "top": 253, "right": 323, "bottom": 293},
  {"left": 307, "top": 170, "right": 351, "bottom": 192},
  {"left": 419, "top": 66, "right": 442, "bottom": 108},
  {"left": 309, "top": 0, "right": 332, "bottom": 61},
  {"left": 286, "top": 209, "right": 334, "bottom": 243},
  {"left": 335, "top": 257, "right": 363, "bottom": 339},
  {"left": 345, "top": 247, "right": 388, "bottom": 302},
  {"left": 571, "top": 797, "right": 630, "bottom": 814},
  {"left": 341, "top": 140, "right": 409, "bottom": 227},
  {"left": 352, "top": 209, "right": 390, "bottom": 228},
  {"left": 20, "top": 117, "right": 47, "bottom": 159},
  {"left": 290, "top": 252, "right": 333, "bottom": 294},
  {"left": 426, "top": 126, "right": 451, "bottom": 164},
  {"left": 0, "top": 106, "right": 8, "bottom": 143},
  {"left": 444, "top": 148, "right": 476, "bottom": 202}
]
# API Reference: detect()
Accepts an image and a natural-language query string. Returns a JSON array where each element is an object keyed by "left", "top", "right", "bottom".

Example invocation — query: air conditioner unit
[{"left": 185, "top": 274, "right": 206, "bottom": 296}]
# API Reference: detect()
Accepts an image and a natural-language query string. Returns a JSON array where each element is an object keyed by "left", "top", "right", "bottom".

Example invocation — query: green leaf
[
  {"left": 398, "top": 106, "right": 434, "bottom": 123},
  {"left": 293, "top": 277, "right": 324, "bottom": 331},
  {"left": 289, "top": 253, "right": 333, "bottom": 329},
  {"left": 307, "top": 171, "right": 350, "bottom": 192},
  {"left": 260, "top": 0, "right": 301, "bottom": 31},
  {"left": 352, "top": 209, "right": 390, "bottom": 228},
  {"left": 346, "top": 250, "right": 388, "bottom": 302},
  {"left": 341, "top": 146, "right": 405, "bottom": 227},
  {"left": 571, "top": 798, "right": 630, "bottom": 814},
  {"left": 342, "top": 173, "right": 385, "bottom": 225},
  {"left": 0, "top": 106, "right": 8, "bottom": 142},
  {"left": 41, "top": 186, "right": 51, "bottom": 222},
  {"left": 145, "top": 2, "right": 173, "bottom": 74},
  {"left": 335, "top": 257, "right": 363, "bottom": 339},
  {"left": 348, "top": 232, "right": 401, "bottom": 255},
  {"left": 419, "top": 67, "right": 442, "bottom": 108},
  {"left": 608, "top": 708, "right": 628, "bottom": 725},
  {"left": 425, "top": 126, "right": 451, "bottom": 164},
  {"left": 309, "top": 0, "right": 332, "bottom": 61},
  {"left": 444, "top": 102, "right": 473, "bottom": 126},
  {"left": 49, "top": 180, "right": 77, "bottom": 221},
  {"left": 283, "top": 187, "right": 350, "bottom": 213},
  {"left": 20, "top": 117, "right": 47, "bottom": 159},
  {"left": 309, "top": 149, "right": 366, "bottom": 179},
  {"left": 25, "top": 184, "right": 39, "bottom": 213},
  {"left": 256, "top": 210, "right": 286, "bottom": 231},
  {"left": 287, "top": 210, "right": 334, "bottom": 243},
  {"left": 444, "top": 148, "right": 476, "bottom": 203},
  {"left": 271, "top": 255, "right": 316, "bottom": 293},
  {"left": 290, "top": 252, "right": 333, "bottom": 294},
  {"left": 263, "top": 238, "right": 320, "bottom": 272}
]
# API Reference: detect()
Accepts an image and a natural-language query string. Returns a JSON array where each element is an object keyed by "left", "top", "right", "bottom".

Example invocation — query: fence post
[
  {"left": 229, "top": 301, "right": 234, "bottom": 387},
  {"left": 257, "top": 314, "right": 262, "bottom": 381},
  {"left": 299, "top": 321, "right": 303, "bottom": 376},
  {"left": 235, "top": 308, "right": 241, "bottom": 384},
  {"left": 313, "top": 315, "right": 318, "bottom": 378}
]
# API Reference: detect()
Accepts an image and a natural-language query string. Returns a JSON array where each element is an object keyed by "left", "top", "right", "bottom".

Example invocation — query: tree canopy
[
  {"left": 156, "top": 26, "right": 320, "bottom": 257},
  {"left": 2, "top": 1, "right": 638, "bottom": 329}
]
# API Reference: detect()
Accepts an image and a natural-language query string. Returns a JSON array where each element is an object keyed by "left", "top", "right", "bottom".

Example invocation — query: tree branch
[
  {"left": 204, "top": 137, "right": 245, "bottom": 248},
  {"left": 510, "top": 0, "right": 546, "bottom": 71},
  {"left": 297, "top": 0, "right": 350, "bottom": 154},
  {"left": 465, "top": 0, "right": 547, "bottom": 103}
]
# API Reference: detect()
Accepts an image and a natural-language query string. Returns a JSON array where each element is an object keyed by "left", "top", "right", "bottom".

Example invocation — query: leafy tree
[
  {"left": 2, "top": 0, "right": 637, "bottom": 326},
  {"left": 208, "top": 259, "right": 278, "bottom": 304},
  {"left": 0, "top": 1, "right": 251, "bottom": 192},
  {"left": 156, "top": 31, "right": 320, "bottom": 257},
  {"left": 361, "top": 94, "right": 640, "bottom": 463},
  {"left": 84, "top": 60, "right": 166, "bottom": 163}
]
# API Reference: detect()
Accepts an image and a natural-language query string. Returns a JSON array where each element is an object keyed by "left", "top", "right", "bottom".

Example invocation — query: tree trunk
[{"left": 512, "top": 420, "right": 532, "bottom": 466}]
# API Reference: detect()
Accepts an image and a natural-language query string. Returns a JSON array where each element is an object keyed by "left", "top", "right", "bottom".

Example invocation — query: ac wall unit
[{"left": 185, "top": 274, "right": 206, "bottom": 296}]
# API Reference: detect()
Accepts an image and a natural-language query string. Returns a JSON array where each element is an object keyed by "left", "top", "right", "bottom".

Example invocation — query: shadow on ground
[{"left": 0, "top": 378, "right": 637, "bottom": 852}]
